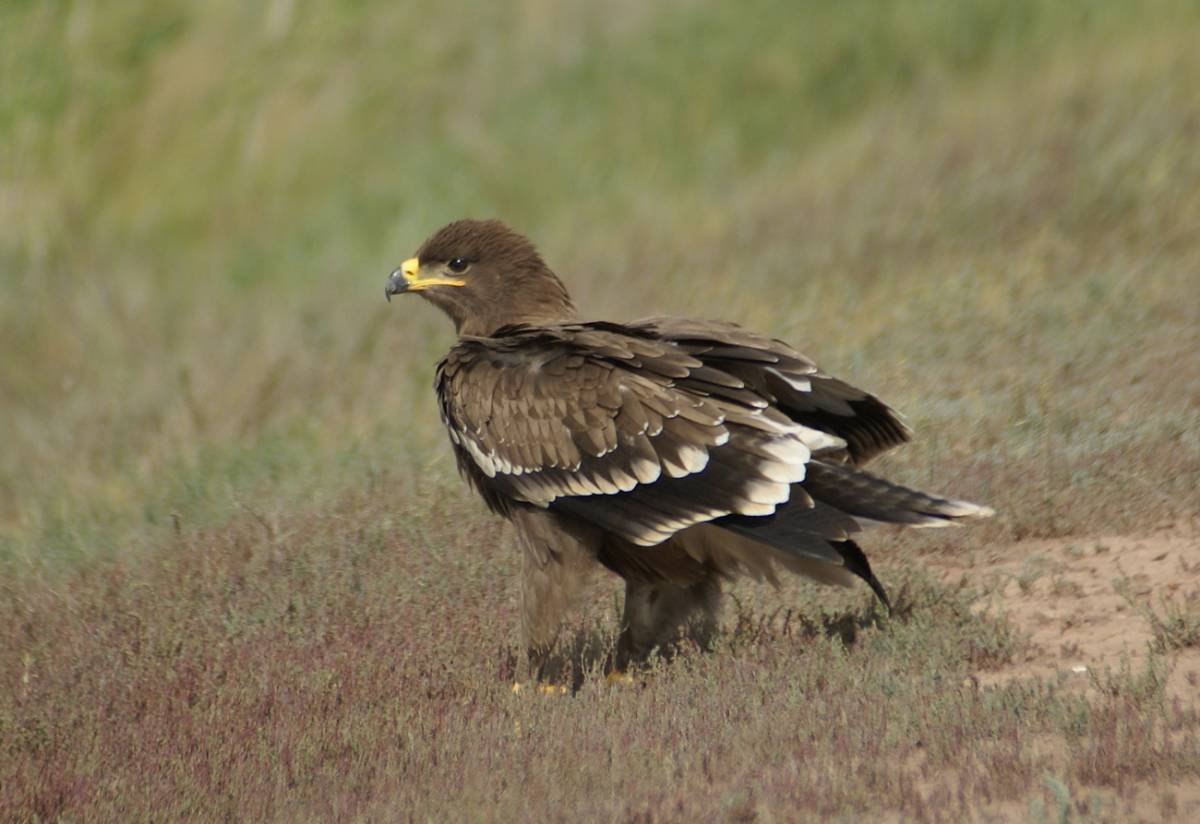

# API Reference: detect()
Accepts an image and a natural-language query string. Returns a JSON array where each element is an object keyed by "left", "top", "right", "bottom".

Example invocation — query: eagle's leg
[
  {"left": 615, "top": 572, "right": 721, "bottom": 671},
  {"left": 513, "top": 508, "right": 600, "bottom": 687},
  {"left": 520, "top": 548, "right": 580, "bottom": 684}
]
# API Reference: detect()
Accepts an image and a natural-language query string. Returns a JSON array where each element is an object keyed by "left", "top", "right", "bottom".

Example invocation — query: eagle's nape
[{"left": 386, "top": 218, "right": 993, "bottom": 684}]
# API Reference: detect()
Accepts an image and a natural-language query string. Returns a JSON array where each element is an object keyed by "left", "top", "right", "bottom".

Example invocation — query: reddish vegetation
[{"left": 3, "top": 488, "right": 1198, "bottom": 820}]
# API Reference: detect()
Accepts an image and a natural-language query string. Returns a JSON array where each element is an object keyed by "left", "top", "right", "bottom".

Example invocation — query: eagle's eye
[{"left": 447, "top": 257, "right": 470, "bottom": 274}]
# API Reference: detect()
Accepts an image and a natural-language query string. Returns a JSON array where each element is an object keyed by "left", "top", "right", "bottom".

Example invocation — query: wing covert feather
[
  {"left": 435, "top": 324, "right": 827, "bottom": 544},
  {"left": 628, "top": 317, "right": 912, "bottom": 463}
]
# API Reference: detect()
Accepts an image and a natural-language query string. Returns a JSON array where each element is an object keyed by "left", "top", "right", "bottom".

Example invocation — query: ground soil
[
  {"left": 922, "top": 524, "right": 1200, "bottom": 821},
  {"left": 926, "top": 524, "right": 1200, "bottom": 698}
]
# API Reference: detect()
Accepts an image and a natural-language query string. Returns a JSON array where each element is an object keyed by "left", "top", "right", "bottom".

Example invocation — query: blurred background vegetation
[
  {"left": 2, "top": 0, "right": 1199, "bottom": 566},
  {"left": 4, "top": 2, "right": 1200, "bottom": 818}
]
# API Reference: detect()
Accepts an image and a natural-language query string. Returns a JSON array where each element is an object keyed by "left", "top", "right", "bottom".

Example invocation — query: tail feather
[
  {"left": 714, "top": 460, "right": 992, "bottom": 607},
  {"left": 836, "top": 539, "right": 890, "bottom": 610},
  {"left": 803, "top": 461, "right": 994, "bottom": 527}
]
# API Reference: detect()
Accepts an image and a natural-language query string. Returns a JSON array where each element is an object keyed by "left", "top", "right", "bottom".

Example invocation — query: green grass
[
  {"left": 1143, "top": 596, "right": 1200, "bottom": 654},
  {"left": 3, "top": 0, "right": 1200, "bottom": 819}
]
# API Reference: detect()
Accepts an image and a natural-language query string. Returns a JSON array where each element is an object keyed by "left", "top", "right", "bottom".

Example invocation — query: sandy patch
[{"left": 925, "top": 526, "right": 1200, "bottom": 700}]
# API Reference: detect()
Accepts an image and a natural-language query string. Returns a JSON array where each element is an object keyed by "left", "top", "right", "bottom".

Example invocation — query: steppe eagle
[{"left": 385, "top": 219, "right": 992, "bottom": 681}]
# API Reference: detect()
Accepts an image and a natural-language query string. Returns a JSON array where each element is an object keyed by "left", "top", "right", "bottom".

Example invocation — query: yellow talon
[{"left": 511, "top": 681, "right": 567, "bottom": 695}]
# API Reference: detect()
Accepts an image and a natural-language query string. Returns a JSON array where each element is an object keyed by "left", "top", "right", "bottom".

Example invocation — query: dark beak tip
[{"left": 385, "top": 271, "right": 405, "bottom": 303}]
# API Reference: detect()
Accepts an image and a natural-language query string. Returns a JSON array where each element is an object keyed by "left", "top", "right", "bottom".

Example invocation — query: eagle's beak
[{"left": 385, "top": 257, "right": 465, "bottom": 301}]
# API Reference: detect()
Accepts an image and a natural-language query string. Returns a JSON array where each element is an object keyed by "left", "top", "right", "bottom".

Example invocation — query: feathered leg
[
  {"left": 512, "top": 508, "right": 601, "bottom": 685},
  {"left": 616, "top": 573, "right": 721, "bottom": 670}
]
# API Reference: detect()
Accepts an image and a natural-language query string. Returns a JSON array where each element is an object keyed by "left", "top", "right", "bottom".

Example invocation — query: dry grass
[
  {"left": 3, "top": 0, "right": 1200, "bottom": 819},
  {"left": 3, "top": 491, "right": 1197, "bottom": 821},
  {"left": 1144, "top": 596, "right": 1200, "bottom": 654}
]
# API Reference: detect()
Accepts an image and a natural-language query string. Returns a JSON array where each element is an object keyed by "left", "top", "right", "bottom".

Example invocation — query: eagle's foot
[
  {"left": 605, "top": 670, "right": 634, "bottom": 687},
  {"left": 511, "top": 680, "right": 567, "bottom": 695}
]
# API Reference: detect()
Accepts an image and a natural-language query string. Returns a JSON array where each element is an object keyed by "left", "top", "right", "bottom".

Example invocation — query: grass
[
  {"left": 3, "top": 0, "right": 1200, "bottom": 819},
  {"left": 1145, "top": 597, "right": 1200, "bottom": 654},
  {"left": 3, "top": 500, "right": 1196, "bottom": 820}
]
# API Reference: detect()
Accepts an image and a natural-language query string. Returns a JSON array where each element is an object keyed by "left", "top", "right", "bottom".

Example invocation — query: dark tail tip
[{"left": 836, "top": 539, "right": 891, "bottom": 612}]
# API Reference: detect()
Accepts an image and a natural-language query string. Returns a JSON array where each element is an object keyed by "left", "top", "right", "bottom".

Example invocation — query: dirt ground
[
  {"left": 927, "top": 523, "right": 1200, "bottom": 698},
  {"left": 923, "top": 523, "right": 1200, "bottom": 821}
]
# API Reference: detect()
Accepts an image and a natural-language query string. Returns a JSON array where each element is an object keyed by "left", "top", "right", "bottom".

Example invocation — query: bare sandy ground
[
  {"left": 922, "top": 524, "right": 1200, "bottom": 822},
  {"left": 925, "top": 524, "right": 1200, "bottom": 697}
]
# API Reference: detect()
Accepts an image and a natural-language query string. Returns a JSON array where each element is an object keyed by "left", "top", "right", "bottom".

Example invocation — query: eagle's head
[{"left": 386, "top": 219, "right": 576, "bottom": 337}]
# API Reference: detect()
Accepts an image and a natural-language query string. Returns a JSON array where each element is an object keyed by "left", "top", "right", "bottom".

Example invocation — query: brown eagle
[{"left": 386, "top": 219, "right": 991, "bottom": 681}]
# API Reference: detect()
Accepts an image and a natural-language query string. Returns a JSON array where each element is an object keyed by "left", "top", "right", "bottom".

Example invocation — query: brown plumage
[{"left": 386, "top": 219, "right": 992, "bottom": 680}]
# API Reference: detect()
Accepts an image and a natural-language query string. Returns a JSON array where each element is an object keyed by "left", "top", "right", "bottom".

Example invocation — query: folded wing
[{"left": 436, "top": 323, "right": 842, "bottom": 550}]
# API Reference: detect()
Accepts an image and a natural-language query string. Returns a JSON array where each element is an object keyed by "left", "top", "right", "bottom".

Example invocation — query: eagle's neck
[{"left": 456, "top": 272, "right": 577, "bottom": 337}]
